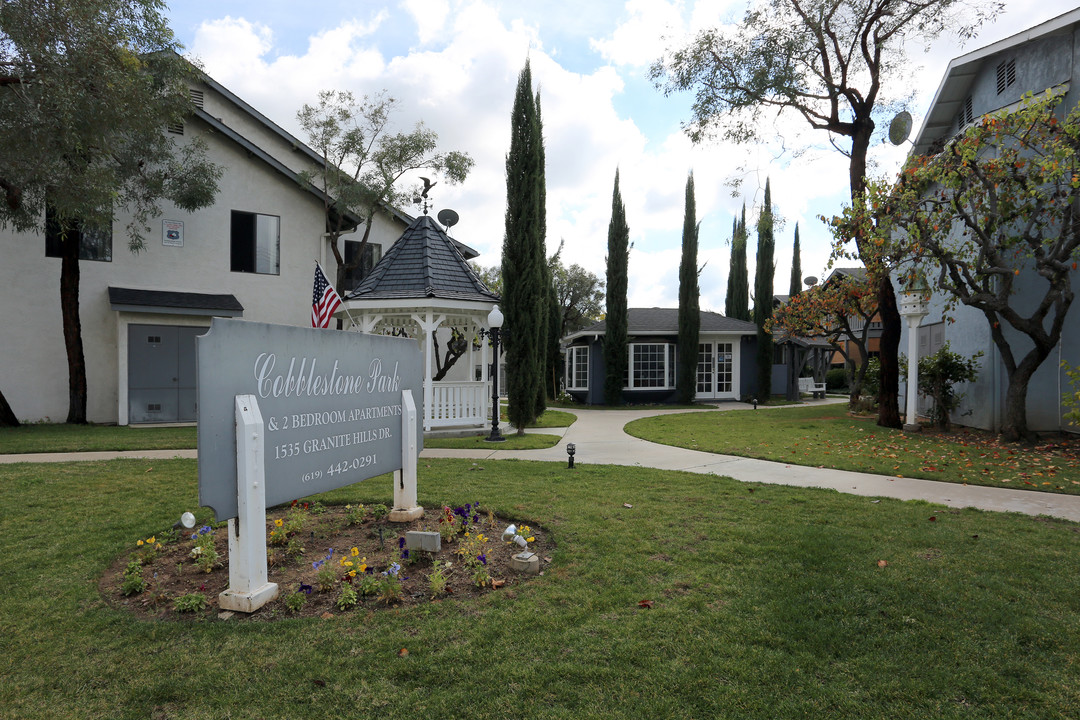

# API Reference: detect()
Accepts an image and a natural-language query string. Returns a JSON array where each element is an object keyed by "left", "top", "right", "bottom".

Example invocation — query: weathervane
[{"left": 415, "top": 176, "right": 438, "bottom": 215}]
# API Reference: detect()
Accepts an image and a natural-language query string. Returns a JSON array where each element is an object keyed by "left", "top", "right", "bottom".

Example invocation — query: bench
[{"left": 798, "top": 377, "right": 826, "bottom": 399}]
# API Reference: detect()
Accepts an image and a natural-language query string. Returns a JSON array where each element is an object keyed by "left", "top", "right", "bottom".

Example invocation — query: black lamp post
[
  {"left": 566, "top": 443, "right": 576, "bottom": 469},
  {"left": 482, "top": 305, "right": 505, "bottom": 443}
]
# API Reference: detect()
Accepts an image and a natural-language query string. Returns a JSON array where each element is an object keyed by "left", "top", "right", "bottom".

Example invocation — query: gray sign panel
[{"left": 197, "top": 318, "right": 423, "bottom": 520}]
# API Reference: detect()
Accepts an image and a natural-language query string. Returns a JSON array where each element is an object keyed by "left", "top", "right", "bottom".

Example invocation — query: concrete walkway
[
  {"left": 422, "top": 399, "right": 1080, "bottom": 523},
  {"left": 4, "top": 399, "right": 1078, "bottom": 522}
]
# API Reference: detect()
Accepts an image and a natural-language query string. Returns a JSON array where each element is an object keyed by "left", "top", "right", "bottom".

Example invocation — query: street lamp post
[
  {"left": 898, "top": 272, "right": 930, "bottom": 433},
  {"left": 482, "top": 305, "right": 505, "bottom": 442}
]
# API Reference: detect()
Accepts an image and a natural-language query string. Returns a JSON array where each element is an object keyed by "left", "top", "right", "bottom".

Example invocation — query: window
[
  {"left": 996, "top": 59, "right": 1016, "bottom": 95},
  {"left": 230, "top": 211, "right": 280, "bottom": 274},
  {"left": 565, "top": 346, "right": 589, "bottom": 390},
  {"left": 45, "top": 207, "right": 112, "bottom": 262},
  {"left": 341, "top": 240, "right": 382, "bottom": 291},
  {"left": 629, "top": 343, "right": 676, "bottom": 389},
  {"left": 773, "top": 344, "right": 786, "bottom": 365}
]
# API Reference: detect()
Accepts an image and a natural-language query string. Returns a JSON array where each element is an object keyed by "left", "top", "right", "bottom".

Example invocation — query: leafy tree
[
  {"left": 604, "top": 169, "right": 630, "bottom": 406},
  {"left": 890, "top": 93, "right": 1080, "bottom": 441},
  {"left": 769, "top": 270, "right": 879, "bottom": 405},
  {"left": 0, "top": 0, "right": 223, "bottom": 424},
  {"left": 501, "top": 60, "right": 546, "bottom": 434},
  {"left": 754, "top": 179, "right": 776, "bottom": 399},
  {"left": 652, "top": 0, "right": 1000, "bottom": 429},
  {"left": 297, "top": 89, "right": 473, "bottom": 294},
  {"left": 727, "top": 204, "right": 750, "bottom": 321},
  {"left": 789, "top": 223, "right": 803, "bottom": 297},
  {"left": 676, "top": 172, "right": 700, "bottom": 404}
]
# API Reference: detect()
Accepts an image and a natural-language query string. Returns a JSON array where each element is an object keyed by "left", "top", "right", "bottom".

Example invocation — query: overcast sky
[{"left": 165, "top": 0, "right": 1074, "bottom": 311}]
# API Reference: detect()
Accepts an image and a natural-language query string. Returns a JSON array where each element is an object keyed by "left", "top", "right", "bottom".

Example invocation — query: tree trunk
[
  {"left": 0, "top": 387, "right": 19, "bottom": 427},
  {"left": 875, "top": 276, "right": 902, "bottom": 429},
  {"left": 60, "top": 233, "right": 87, "bottom": 424},
  {"left": 999, "top": 348, "right": 1048, "bottom": 442}
]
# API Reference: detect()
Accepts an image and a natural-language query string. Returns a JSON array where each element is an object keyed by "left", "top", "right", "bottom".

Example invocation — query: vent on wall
[
  {"left": 167, "top": 122, "right": 184, "bottom": 135},
  {"left": 996, "top": 59, "right": 1016, "bottom": 95},
  {"left": 147, "top": 335, "right": 161, "bottom": 344},
  {"left": 147, "top": 403, "right": 162, "bottom": 412},
  {"left": 957, "top": 96, "right": 974, "bottom": 129},
  {"left": 190, "top": 89, "right": 204, "bottom": 109}
]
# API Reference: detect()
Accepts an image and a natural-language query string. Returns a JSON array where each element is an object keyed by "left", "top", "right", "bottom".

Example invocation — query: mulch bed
[{"left": 100, "top": 501, "right": 552, "bottom": 621}]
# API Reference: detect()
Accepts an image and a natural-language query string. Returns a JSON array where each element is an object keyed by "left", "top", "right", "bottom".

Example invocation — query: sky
[{"left": 165, "top": 0, "right": 1076, "bottom": 312}]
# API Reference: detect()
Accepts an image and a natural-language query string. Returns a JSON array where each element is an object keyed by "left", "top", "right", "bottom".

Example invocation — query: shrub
[{"left": 825, "top": 367, "right": 848, "bottom": 392}]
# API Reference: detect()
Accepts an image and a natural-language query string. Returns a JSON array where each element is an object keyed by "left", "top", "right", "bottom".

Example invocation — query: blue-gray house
[{"left": 561, "top": 308, "right": 758, "bottom": 404}]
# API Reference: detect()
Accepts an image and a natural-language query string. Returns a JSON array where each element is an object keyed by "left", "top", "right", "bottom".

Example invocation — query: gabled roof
[
  {"left": 825, "top": 267, "right": 866, "bottom": 284},
  {"left": 345, "top": 215, "right": 498, "bottom": 303},
  {"left": 565, "top": 308, "right": 757, "bottom": 342},
  {"left": 911, "top": 8, "right": 1080, "bottom": 157}
]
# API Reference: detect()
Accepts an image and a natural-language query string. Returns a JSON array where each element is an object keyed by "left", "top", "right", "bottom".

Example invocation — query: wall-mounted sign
[
  {"left": 197, "top": 318, "right": 424, "bottom": 521},
  {"left": 162, "top": 220, "right": 184, "bottom": 247}
]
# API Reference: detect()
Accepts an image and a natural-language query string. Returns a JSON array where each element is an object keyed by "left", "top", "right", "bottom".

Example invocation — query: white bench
[{"left": 798, "top": 377, "right": 826, "bottom": 399}]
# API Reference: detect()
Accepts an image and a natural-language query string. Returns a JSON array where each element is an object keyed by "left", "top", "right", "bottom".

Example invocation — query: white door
[{"left": 696, "top": 341, "right": 738, "bottom": 400}]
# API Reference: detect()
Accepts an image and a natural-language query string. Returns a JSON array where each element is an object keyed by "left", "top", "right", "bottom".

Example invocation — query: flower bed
[{"left": 100, "top": 500, "right": 551, "bottom": 620}]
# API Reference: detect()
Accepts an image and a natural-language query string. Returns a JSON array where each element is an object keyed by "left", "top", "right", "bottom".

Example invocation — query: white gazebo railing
[{"left": 428, "top": 380, "right": 488, "bottom": 429}]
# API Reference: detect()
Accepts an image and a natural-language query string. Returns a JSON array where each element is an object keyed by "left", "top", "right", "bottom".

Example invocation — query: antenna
[
  {"left": 437, "top": 208, "right": 459, "bottom": 231},
  {"left": 888, "top": 111, "right": 913, "bottom": 146}
]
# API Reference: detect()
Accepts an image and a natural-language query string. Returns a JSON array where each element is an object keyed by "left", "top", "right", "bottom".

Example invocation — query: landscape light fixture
[
  {"left": 752, "top": 397, "right": 758, "bottom": 410},
  {"left": 174, "top": 511, "right": 196, "bottom": 530},
  {"left": 501, "top": 524, "right": 518, "bottom": 542},
  {"left": 566, "top": 442, "right": 576, "bottom": 469},
  {"left": 482, "top": 305, "right": 506, "bottom": 443}
]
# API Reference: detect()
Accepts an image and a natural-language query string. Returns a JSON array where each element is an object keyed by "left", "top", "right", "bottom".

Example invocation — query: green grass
[
  {"left": 625, "top": 404, "right": 1080, "bottom": 494},
  {"left": 424, "top": 432, "right": 562, "bottom": 449},
  {"left": 2, "top": 456, "right": 1079, "bottom": 718},
  {"left": 498, "top": 406, "right": 577, "bottom": 428},
  {"left": 0, "top": 423, "right": 196, "bottom": 454}
]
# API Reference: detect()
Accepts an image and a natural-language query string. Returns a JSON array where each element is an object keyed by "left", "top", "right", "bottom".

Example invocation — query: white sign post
[
  {"left": 389, "top": 389, "right": 422, "bottom": 522},
  {"left": 219, "top": 395, "right": 279, "bottom": 613}
]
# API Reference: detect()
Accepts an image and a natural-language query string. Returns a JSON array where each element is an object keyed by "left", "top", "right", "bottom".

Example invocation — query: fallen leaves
[{"left": 638, "top": 599, "right": 654, "bottom": 609}]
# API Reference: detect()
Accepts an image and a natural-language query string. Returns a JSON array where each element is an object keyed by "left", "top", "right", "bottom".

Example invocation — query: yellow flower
[
  {"left": 147, "top": 536, "right": 155, "bottom": 544},
  {"left": 344, "top": 560, "right": 353, "bottom": 567},
  {"left": 137, "top": 540, "right": 144, "bottom": 546},
  {"left": 359, "top": 563, "right": 367, "bottom": 573},
  {"left": 274, "top": 518, "right": 283, "bottom": 527},
  {"left": 348, "top": 570, "right": 356, "bottom": 577},
  {"left": 351, "top": 547, "right": 359, "bottom": 557},
  {"left": 527, "top": 537, "right": 535, "bottom": 542}
]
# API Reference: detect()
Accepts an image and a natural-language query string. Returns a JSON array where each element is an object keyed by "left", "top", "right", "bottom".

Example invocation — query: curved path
[
  {"left": 3, "top": 399, "right": 1078, "bottom": 521},
  {"left": 422, "top": 399, "right": 1080, "bottom": 523}
]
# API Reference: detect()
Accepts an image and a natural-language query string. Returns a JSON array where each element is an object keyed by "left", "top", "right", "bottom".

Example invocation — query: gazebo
[{"left": 338, "top": 214, "right": 500, "bottom": 432}]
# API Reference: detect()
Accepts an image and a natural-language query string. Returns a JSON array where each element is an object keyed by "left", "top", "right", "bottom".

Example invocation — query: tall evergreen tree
[
  {"left": 725, "top": 216, "right": 737, "bottom": 316},
  {"left": 754, "top": 179, "right": 776, "bottom": 400},
  {"left": 729, "top": 203, "right": 751, "bottom": 321},
  {"left": 534, "top": 91, "right": 550, "bottom": 415},
  {"left": 676, "top": 172, "right": 700, "bottom": 404},
  {"left": 501, "top": 60, "right": 545, "bottom": 434},
  {"left": 789, "top": 223, "right": 802, "bottom": 297},
  {"left": 604, "top": 169, "right": 630, "bottom": 406}
]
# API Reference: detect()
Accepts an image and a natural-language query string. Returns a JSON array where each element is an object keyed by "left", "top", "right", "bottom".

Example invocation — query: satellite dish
[
  {"left": 889, "top": 111, "right": 913, "bottom": 146},
  {"left": 803, "top": 276, "right": 818, "bottom": 287},
  {"left": 437, "top": 208, "right": 459, "bottom": 229}
]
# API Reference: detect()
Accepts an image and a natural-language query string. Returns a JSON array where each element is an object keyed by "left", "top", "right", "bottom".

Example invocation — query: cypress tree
[
  {"left": 604, "top": 169, "right": 630, "bottom": 406},
  {"left": 502, "top": 60, "right": 545, "bottom": 434},
  {"left": 676, "top": 172, "right": 700, "bottom": 404},
  {"left": 789, "top": 222, "right": 802, "bottom": 297},
  {"left": 729, "top": 203, "right": 750, "bottom": 321},
  {"left": 534, "top": 91, "right": 550, "bottom": 416},
  {"left": 754, "top": 179, "right": 775, "bottom": 400},
  {"left": 725, "top": 216, "right": 737, "bottom": 316}
]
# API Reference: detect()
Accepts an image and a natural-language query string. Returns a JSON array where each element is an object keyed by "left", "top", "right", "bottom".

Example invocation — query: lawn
[
  {"left": 0, "top": 422, "right": 196, "bottom": 454},
  {"left": 2, "top": 456, "right": 1079, "bottom": 718},
  {"left": 626, "top": 403, "right": 1080, "bottom": 495},
  {"left": 424, "top": 432, "right": 562, "bottom": 449}
]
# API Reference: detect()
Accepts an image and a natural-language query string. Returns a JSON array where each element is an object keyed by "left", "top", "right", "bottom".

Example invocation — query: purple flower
[
  {"left": 472, "top": 514, "right": 479, "bottom": 524},
  {"left": 398, "top": 537, "right": 406, "bottom": 549},
  {"left": 477, "top": 553, "right": 487, "bottom": 566},
  {"left": 200, "top": 525, "right": 212, "bottom": 534},
  {"left": 299, "top": 583, "right": 313, "bottom": 594},
  {"left": 327, "top": 548, "right": 334, "bottom": 557},
  {"left": 313, "top": 560, "right": 324, "bottom": 570},
  {"left": 401, "top": 549, "right": 410, "bottom": 560}
]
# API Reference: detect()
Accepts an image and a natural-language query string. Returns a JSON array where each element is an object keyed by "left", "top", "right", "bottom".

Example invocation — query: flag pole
[{"left": 316, "top": 260, "right": 360, "bottom": 331}]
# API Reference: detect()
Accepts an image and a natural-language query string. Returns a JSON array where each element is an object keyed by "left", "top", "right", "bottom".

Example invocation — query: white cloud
[{"left": 400, "top": 0, "right": 451, "bottom": 45}]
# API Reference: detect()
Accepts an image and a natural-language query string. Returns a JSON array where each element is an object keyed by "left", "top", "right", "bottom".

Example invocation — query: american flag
[{"left": 311, "top": 264, "right": 343, "bottom": 328}]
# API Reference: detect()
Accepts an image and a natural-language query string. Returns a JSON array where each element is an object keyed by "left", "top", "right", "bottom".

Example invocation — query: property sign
[
  {"left": 197, "top": 318, "right": 423, "bottom": 520},
  {"left": 162, "top": 219, "right": 184, "bottom": 247}
]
